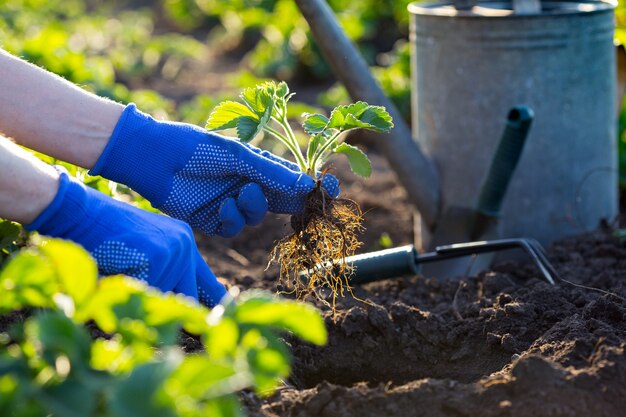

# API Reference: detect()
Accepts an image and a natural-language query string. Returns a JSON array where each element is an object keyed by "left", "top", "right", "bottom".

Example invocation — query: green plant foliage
[
  {"left": 162, "top": 0, "right": 415, "bottom": 117},
  {"left": 168, "top": 0, "right": 414, "bottom": 81},
  {"left": 0, "top": 238, "right": 327, "bottom": 416},
  {"left": 206, "top": 81, "right": 392, "bottom": 177},
  {"left": 0, "top": 220, "right": 24, "bottom": 267},
  {"left": 334, "top": 143, "right": 372, "bottom": 178}
]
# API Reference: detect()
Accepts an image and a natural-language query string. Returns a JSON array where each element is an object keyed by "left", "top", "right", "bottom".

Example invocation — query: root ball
[{"left": 269, "top": 181, "right": 364, "bottom": 309}]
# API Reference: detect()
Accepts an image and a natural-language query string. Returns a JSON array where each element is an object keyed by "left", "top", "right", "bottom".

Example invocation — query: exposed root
[{"left": 269, "top": 179, "right": 364, "bottom": 311}]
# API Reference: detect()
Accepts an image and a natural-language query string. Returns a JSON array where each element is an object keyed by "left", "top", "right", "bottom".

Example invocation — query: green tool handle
[{"left": 476, "top": 106, "right": 533, "bottom": 218}]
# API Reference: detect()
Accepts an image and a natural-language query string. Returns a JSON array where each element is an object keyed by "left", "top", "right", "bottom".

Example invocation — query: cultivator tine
[
  {"left": 432, "top": 238, "right": 558, "bottom": 285},
  {"left": 524, "top": 238, "right": 560, "bottom": 285}
]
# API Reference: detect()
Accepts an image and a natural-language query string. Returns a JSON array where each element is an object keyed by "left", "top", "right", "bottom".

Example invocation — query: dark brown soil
[{"left": 198, "top": 151, "right": 626, "bottom": 417}]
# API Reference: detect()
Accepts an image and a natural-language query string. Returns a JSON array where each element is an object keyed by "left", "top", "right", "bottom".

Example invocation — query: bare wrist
[
  {"left": 0, "top": 138, "right": 61, "bottom": 224},
  {"left": 0, "top": 50, "right": 124, "bottom": 169}
]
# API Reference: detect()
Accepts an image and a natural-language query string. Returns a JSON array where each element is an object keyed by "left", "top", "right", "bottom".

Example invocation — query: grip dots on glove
[
  {"left": 320, "top": 174, "right": 340, "bottom": 198},
  {"left": 92, "top": 241, "right": 150, "bottom": 281},
  {"left": 198, "top": 287, "right": 216, "bottom": 307},
  {"left": 160, "top": 143, "right": 312, "bottom": 236}
]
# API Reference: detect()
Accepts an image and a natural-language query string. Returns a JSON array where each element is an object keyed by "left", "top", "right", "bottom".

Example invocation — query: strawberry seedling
[{"left": 206, "top": 81, "right": 393, "bottom": 308}]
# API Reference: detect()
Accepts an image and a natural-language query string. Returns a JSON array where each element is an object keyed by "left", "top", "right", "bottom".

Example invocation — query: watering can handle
[
  {"left": 453, "top": 0, "right": 477, "bottom": 10},
  {"left": 475, "top": 106, "right": 533, "bottom": 218}
]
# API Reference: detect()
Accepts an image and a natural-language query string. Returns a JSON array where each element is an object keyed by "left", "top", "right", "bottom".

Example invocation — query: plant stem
[
  {"left": 263, "top": 124, "right": 307, "bottom": 171},
  {"left": 281, "top": 115, "right": 301, "bottom": 150},
  {"left": 279, "top": 115, "right": 310, "bottom": 172},
  {"left": 309, "top": 130, "right": 343, "bottom": 173}
]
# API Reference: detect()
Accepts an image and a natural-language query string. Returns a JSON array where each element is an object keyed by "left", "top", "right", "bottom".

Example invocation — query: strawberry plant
[
  {"left": 206, "top": 81, "right": 393, "bottom": 307},
  {"left": 0, "top": 237, "right": 326, "bottom": 417}
]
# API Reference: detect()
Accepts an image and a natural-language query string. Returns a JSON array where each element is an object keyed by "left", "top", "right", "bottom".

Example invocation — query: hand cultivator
[
  {"left": 302, "top": 105, "right": 561, "bottom": 285},
  {"left": 340, "top": 238, "right": 559, "bottom": 286}
]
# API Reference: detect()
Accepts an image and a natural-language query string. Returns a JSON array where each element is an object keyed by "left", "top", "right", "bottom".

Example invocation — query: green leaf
[
  {"left": 302, "top": 113, "right": 329, "bottom": 135},
  {"left": 227, "top": 85, "right": 275, "bottom": 142},
  {"left": 206, "top": 101, "right": 258, "bottom": 131},
  {"left": 165, "top": 356, "right": 241, "bottom": 399},
  {"left": 328, "top": 108, "right": 346, "bottom": 130},
  {"left": 0, "top": 249, "right": 57, "bottom": 312},
  {"left": 200, "top": 395, "right": 243, "bottom": 417},
  {"left": 0, "top": 220, "right": 21, "bottom": 251},
  {"left": 328, "top": 102, "right": 393, "bottom": 133},
  {"left": 275, "top": 81, "right": 289, "bottom": 98},
  {"left": 233, "top": 293, "right": 327, "bottom": 346},
  {"left": 91, "top": 338, "right": 131, "bottom": 373},
  {"left": 80, "top": 276, "right": 146, "bottom": 332},
  {"left": 38, "top": 239, "right": 97, "bottom": 313},
  {"left": 143, "top": 292, "right": 209, "bottom": 335},
  {"left": 307, "top": 133, "right": 325, "bottom": 163},
  {"left": 26, "top": 312, "right": 92, "bottom": 365},
  {"left": 109, "top": 355, "right": 179, "bottom": 417},
  {"left": 240, "top": 84, "right": 277, "bottom": 140},
  {"left": 240, "top": 85, "right": 273, "bottom": 116},
  {"left": 334, "top": 143, "right": 372, "bottom": 177},
  {"left": 246, "top": 337, "right": 290, "bottom": 394},
  {"left": 236, "top": 116, "right": 264, "bottom": 142},
  {"left": 38, "top": 379, "right": 96, "bottom": 417},
  {"left": 204, "top": 318, "right": 239, "bottom": 360}
]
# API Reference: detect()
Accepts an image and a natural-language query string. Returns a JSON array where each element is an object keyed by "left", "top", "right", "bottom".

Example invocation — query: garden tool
[
  {"left": 421, "top": 105, "right": 532, "bottom": 278},
  {"left": 341, "top": 238, "right": 558, "bottom": 286}
]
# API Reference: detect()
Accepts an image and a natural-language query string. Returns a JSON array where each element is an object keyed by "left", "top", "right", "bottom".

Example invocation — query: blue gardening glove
[
  {"left": 89, "top": 104, "right": 339, "bottom": 237},
  {"left": 24, "top": 170, "right": 228, "bottom": 307}
]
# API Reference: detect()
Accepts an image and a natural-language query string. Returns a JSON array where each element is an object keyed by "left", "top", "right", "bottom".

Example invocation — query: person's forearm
[
  {"left": 0, "top": 136, "right": 60, "bottom": 224},
  {"left": 0, "top": 49, "right": 124, "bottom": 169}
]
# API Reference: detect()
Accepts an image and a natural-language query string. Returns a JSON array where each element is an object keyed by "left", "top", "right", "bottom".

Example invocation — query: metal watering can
[{"left": 294, "top": 0, "right": 617, "bottom": 258}]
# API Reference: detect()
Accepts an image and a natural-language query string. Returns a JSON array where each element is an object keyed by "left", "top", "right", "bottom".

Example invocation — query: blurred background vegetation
[
  {"left": 0, "top": 0, "right": 414, "bottom": 124},
  {"left": 4, "top": 0, "right": 624, "bottom": 161}
]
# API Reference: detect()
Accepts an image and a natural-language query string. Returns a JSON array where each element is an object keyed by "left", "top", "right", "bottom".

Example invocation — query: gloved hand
[
  {"left": 89, "top": 104, "right": 339, "bottom": 237},
  {"left": 25, "top": 170, "right": 228, "bottom": 307}
]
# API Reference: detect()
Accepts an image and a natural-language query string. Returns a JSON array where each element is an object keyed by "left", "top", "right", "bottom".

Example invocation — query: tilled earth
[{"left": 198, "top": 150, "right": 626, "bottom": 417}]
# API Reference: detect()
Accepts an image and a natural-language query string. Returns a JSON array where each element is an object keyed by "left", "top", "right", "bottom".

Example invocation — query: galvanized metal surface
[{"left": 410, "top": 0, "right": 617, "bottom": 247}]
